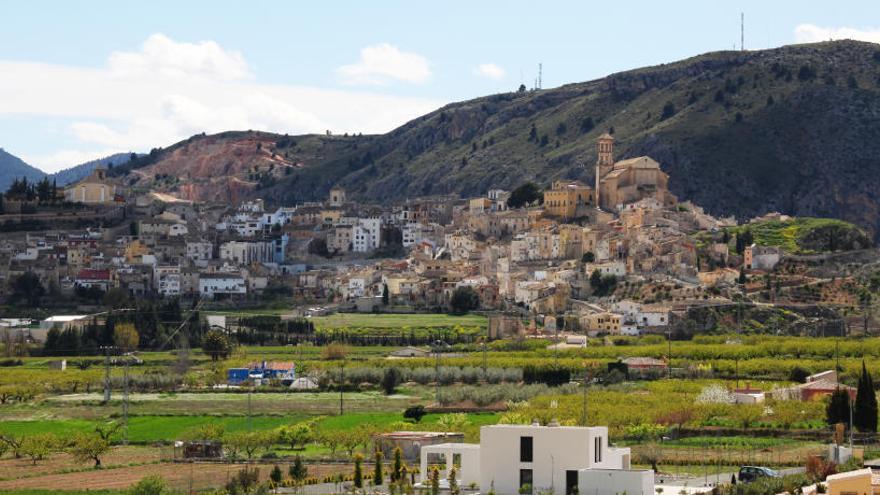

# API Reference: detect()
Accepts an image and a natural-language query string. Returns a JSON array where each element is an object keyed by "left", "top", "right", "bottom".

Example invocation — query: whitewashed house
[
  {"left": 198, "top": 274, "right": 247, "bottom": 299},
  {"left": 419, "top": 424, "right": 652, "bottom": 495}
]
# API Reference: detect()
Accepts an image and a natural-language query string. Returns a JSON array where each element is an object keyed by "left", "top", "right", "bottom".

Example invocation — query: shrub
[
  {"left": 789, "top": 366, "right": 810, "bottom": 383},
  {"left": 660, "top": 102, "right": 676, "bottom": 121},
  {"left": 382, "top": 368, "right": 403, "bottom": 395},
  {"left": 404, "top": 405, "right": 427, "bottom": 423},
  {"left": 523, "top": 365, "right": 571, "bottom": 386},
  {"left": 128, "top": 475, "right": 174, "bottom": 495}
]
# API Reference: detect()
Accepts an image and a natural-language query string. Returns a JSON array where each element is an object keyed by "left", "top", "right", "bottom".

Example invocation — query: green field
[
  {"left": 0, "top": 415, "right": 305, "bottom": 444},
  {"left": 309, "top": 313, "right": 487, "bottom": 329}
]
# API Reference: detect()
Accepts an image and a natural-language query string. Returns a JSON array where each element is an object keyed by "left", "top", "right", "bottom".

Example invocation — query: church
[
  {"left": 64, "top": 166, "right": 120, "bottom": 204},
  {"left": 594, "top": 133, "right": 676, "bottom": 211}
]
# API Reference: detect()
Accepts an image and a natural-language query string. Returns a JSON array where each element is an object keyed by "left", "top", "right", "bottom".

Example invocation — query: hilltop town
[{"left": 1, "top": 133, "right": 873, "bottom": 342}]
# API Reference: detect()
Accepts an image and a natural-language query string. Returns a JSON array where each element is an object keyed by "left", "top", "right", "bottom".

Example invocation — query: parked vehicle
[{"left": 738, "top": 466, "right": 780, "bottom": 483}]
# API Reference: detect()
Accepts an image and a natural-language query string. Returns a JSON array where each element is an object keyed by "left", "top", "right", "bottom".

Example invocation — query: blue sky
[{"left": 1, "top": 0, "right": 879, "bottom": 171}]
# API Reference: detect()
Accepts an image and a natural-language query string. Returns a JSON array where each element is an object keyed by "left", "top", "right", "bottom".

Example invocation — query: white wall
[
  {"left": 478, "top": 425, "right": 628, "bottom": 495},
  {"left": 578, "top": 469, "right": 653, "bottom": 495}
]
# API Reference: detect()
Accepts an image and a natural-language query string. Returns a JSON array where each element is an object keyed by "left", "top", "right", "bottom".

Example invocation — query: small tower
[{"left": 595, "top": 133, "right": 615, "bottom": 205}]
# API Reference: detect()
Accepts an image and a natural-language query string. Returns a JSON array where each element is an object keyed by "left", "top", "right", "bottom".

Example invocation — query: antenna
[
  {"left": 741, "top": 12, "right": 744, "bottom": 51},
  {"left": 538, "top": 63, "right": 543, "bottom": 89}
]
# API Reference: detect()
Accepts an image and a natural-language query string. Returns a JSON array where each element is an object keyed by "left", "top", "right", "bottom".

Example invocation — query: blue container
[{"left": 227, "top": 368, "right": 249, "bottom": 385}]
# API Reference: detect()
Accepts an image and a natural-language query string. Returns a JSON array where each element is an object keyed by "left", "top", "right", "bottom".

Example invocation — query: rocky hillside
[
  {"left": 118, "top": 41, "right": 880, "bottom": 238},
  {"left": 113, "top": 131, "right": 372, "bottom": 203}
]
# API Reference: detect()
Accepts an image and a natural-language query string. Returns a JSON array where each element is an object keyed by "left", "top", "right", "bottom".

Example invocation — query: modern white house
[
  {"left": 419, "top": 424, "right": 653, "bottom": 495},
  {"left": 198, "top": 274, "right": 247, "bottom": 299}
]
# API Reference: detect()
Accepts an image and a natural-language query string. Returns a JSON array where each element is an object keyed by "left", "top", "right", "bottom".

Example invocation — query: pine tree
[
  {"left": 854, "top": 361, "right": 878, "bottom": 432},
  {"left": 391, "top": 447, "right": 403, "bottom": 483},
  {"left": 290, "top": 455, "right": 307, "bottom": 483},
  {"left": 448, "top": 465, "right": 459, "bottom": 495},
  {"left": 354, "top": 453, "right": 364, "bottom": 488},
  {"left": 270, "top": 465, "right": 283, "bottom": 485},
  {"left": 374, "top": 450, "right": 384, "bottom": 485},
  {"left": 827, "top": 387, "right": 852, "bottom": 428},
  {"left": 430, "top": 466, "right": 440, "bottom": 495}
]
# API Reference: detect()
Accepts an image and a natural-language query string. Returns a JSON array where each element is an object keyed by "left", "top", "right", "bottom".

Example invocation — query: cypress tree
[
  {"left": 855, "top": 361, "right": 878, "bottom": 432},
  {"left": 391, "top": 446, "right": 403, "bottom": 482},
  {"left": 827, "top": 387, "right": 852, "bottom": 428},
  {"left": 353, "top": 453, "right": 364, "bottom": 488},
  {"left": 374, "top": 450, "right": 384, "bottom": 485}
]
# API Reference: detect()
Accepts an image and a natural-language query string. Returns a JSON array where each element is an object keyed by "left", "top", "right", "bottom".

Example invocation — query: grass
[
  {"left": 0, "top": 411, "right": 501, "bottom": 446},
  {"left": 663, "top": 436, "right": 802, "bottom": 449},
  {"left": 308, "top": 313, "right": 487, "bottom": 329},
  {"left": 0, "top": 415, "right": 306, "bottom": 444}
]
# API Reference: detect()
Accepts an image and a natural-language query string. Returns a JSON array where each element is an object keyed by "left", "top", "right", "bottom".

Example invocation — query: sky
[{"left": 1, "top": 0, "right": 880, "bottom": 172}]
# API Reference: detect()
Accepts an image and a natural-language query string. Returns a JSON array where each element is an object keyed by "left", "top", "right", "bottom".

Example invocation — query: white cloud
[
  {"left": 0, "top": 35, "right": 442, "bottom": 172},
  {"left": 108, "top": 33, "right": 251, "bottom": 81},
  {"left": 475, "top": 63, "right": 506, "bottom": 80},
  {"left": 795, "top": 24, "right": 880, "bottom": 44},
  {"left": 336, "top": 43, "right": 431, "bottom": 85}
]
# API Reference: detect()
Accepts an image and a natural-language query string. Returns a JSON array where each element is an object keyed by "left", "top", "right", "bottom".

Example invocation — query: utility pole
[
  {"left": 101, "top": 346, "right": 113, "bottom": 404},
  {"left": 339, "top": 361, "right": 345, "bottom": 415},
  {"left": 741, "top": 12, "right": 745, "bottom": 51},
  {"left": 247, "top": 387, "right": 253, "bottom": 432},
  {"left": 123, "top": 357, "right": 130, "bottom": 445},
  {"left": 538, "top": 63, "right": 542, "bottom": 90},
  {"left": 554, "top": 322, "right": 559, "bottom": 367},
  {"left": 582, "top": 366, "right": 589, "bottom": 426},
  {"left": 481, "top": 341, "right": 487, "bottom": 374},
  {"left": 434, "top": 340, "right": 443, "bottom": 405},
  {"left": 849, "top": 398, "right": 854, "bottom": 449},
  {"left": 735, "top": 358, "right": 740, "bottom": 390},
  {"left": 836, "top": 339, "right": 840, "bottom": 371}
]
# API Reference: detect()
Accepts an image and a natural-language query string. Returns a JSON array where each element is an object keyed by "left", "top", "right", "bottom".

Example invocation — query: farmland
[{"left": 1, "top": 317, "right": 878, "bottom": 493}]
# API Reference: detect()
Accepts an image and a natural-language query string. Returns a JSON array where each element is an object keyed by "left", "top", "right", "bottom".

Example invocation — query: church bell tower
[{"left": 595, "top": 132, "right": 615, "bottom": 206}]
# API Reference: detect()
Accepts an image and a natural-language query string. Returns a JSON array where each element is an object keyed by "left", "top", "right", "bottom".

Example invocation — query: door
[{"left": 566, "top": 470, "right": 579, "bottom": 495}]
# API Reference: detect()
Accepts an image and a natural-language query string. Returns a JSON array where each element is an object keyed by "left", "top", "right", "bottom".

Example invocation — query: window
[
  {"left": 594, "top": 436, "right": 602, "bottom": 463},
  {"left": 520, "top": 436, "right": 533, "bottom": 462},
  {"left": 519, "top": 469, "right": 533, "bottom": 494}
]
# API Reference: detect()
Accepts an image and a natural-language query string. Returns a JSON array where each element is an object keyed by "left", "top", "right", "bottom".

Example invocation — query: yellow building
[
  {"left": 64, "top": 167, "right": 119, "bottom": 204},
  {"left": 594, "top": 134, "right": 676, "bottom": 211},
  {"left": 124, "top": 240, "right": 151, "bottom": 263},
  {"left": 580, "top": 311, "right": 622, "bottom": 333},
  {"left": 543, "top": 180, "right": 594, "bottom": 219},
  {"left": 824, "top": 468, "right": 873, "bottom": 495}
]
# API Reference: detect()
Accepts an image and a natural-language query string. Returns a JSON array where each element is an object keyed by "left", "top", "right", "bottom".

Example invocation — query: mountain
[
  {"left": 117, "top": 40, "right": 880, "bottom": 238},
  {"left": 50, "top": 152, "right": 137, "bottom": 186},
  {"left": 0, "top": 148, "right": 45, "bottom": 192},
  {"left": 112, "top": 131, "right": 370, "bottom": 203}
]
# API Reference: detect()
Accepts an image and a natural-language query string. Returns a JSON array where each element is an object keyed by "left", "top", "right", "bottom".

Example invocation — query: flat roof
[
  {"left": 421, "top": 443, "right": 481, "bottom": 450},
  {"left": 43, "top": 315, "right": 89, "bottom": 322}
]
